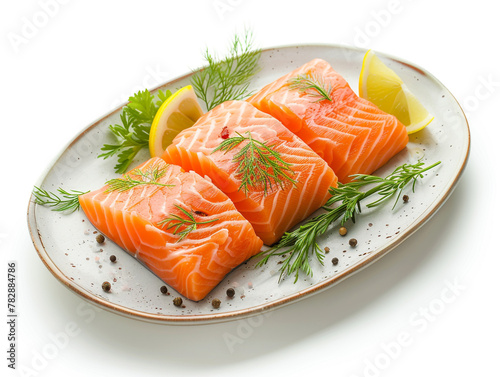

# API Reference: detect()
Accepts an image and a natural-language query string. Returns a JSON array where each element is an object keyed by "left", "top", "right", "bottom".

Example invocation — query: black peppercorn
[
  {"left": 102, "top": 281, "right": 111, "bottom": 292},
  {"left": 332, "top": 257, "right": 339, "bottom": 265},
  {"left": 160, "top": 286, "right": 168, "bottom": 294},
  {"left": 349, "top": 238, "right": 357, "bottom": 247},
  {"left": 324, "top": 247, "right": 330, "bottom": 253},
  {"left": 173, "top": 297, "right": 183, "bottom": 307},
  {"left": 96, "top": 234, "right": 105, "bottom": 244},
  {"left": 109, "top": 255, "right": 116, "bottom": 263},
  {"left": 403, "top": 195, "right": 409, "bottom": 203},
  {"left": 212, "top": 298, "right": 221, "bottom": 309},
  {"left": 226, "top": 288, "right": 235, "bottom": 298}
]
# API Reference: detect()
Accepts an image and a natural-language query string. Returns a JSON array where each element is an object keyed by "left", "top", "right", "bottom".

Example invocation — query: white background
[{"left": 1, "top": 1, "right": 499, "bottom": 376}]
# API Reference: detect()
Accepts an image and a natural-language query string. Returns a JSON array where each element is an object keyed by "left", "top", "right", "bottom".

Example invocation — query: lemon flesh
[
  {"left": 149, "top": 85, "right": 203, "bottom": 157},
  {"left": 359, "top": 50, "right": 434, "bottom": 134}
]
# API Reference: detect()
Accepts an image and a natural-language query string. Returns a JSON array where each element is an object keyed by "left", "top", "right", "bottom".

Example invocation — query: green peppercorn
[
  {"left": 102, "top": 281, "right": 111, "bottom": 292},
  {"left": 160, "top": 286, "right": 168, "bottom": 294},
  {"left": 212, "top": 298, "right": 221, "bottom": 309},
  {"left": 226, "top": 288, "right": 235, "bottom": 298},
  {"left": 96, "top": 234, "right": 105, "bottom": 244},
  {"left": 173, "top": 297, "right": 183, "bottom": 307},
  {"left": 339, "top": 226, "right": 348, "bottom": 236},
  {"left": 349, "top": 238, "right": 357, "bottom": 247}
]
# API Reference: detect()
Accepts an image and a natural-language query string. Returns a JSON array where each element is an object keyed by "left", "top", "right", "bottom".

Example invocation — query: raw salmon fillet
[
  {"left": 248, "top": 59, "right": 409, "bottom": 183},
  {"left": 162, "top": 100, "right": 337, "bottom": 245},
  {"left": 79, "top": 157, "right": 263, "bottom": 301}
]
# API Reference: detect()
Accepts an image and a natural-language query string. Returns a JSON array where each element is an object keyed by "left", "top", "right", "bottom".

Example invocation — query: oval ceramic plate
[{"left": 28, "top": 44, "right": 470, "bottom": 325}]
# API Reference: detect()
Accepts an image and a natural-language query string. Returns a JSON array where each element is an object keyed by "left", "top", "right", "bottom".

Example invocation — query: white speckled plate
[{"left": 27, "top": 44, "right": 470, "bottom": 325}]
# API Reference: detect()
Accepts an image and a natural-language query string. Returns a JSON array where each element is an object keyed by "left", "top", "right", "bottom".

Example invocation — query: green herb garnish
[
  {"left": 98, "top": 89, "right": 171, "bottom": 174},
  {"left": 32, "top": 165, "right": 172, "bottom": 212},
  {"left": 32, "top": 187, "right": 89, "bottom": 213},
  {"left": 105, "top": 164, "right": 173, "bottom": 192},
  {"left": 212, "top": 131, "right": 297, "bottom": 196},
  {"left": 191, "top": 30, "right": 261, "bottom": 111},
  {"left": 158, "top": 205, "right": 219, "bottom": 242},
  {"left": 288, "top": 73, "right": 333, "bottom": 102},
  {"left": 256, "top": 160, "right": 441, "bottom": 282}
]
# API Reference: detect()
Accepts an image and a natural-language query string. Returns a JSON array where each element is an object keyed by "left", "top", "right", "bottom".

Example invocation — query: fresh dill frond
[
  {"left": 32, "top": 187, "right": 89, "bottom": 213},
  {"left": 158, "top": 205, "right": 219, "bottom": 242},
  {"left": 105, "top": 165, "right": 174, "bottom": 192},
  {"left": 212, "top": 131, "right": 297, "bottom": 196},
  {"left": 98, "top": 89, "right": 172, "bottom": 174},
  {"left": 288, "top": 73, "right": 333, "bottom": 102},
  {"left": 256, "top": 160, "right": 441, "bottom": 282},
  {"left": 191, "top": 30, "right": 261, "bottom": 110}
]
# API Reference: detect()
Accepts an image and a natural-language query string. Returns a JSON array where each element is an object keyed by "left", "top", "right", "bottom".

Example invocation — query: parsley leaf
[{"left": 98, "top": 89, "right": 171, "bottom": 173}]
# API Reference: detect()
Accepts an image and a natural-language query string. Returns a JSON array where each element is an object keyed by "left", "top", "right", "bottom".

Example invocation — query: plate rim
[{"left": 27, "top": 43, "right": 471, "bottom": 325}]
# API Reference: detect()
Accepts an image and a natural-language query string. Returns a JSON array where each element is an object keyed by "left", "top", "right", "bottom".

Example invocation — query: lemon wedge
[
  {"left": 149, "top": 85, "right": 203, "bottom": 157},
  {"left": 359, "top": 50, "right": 434, "bottom": 134}
]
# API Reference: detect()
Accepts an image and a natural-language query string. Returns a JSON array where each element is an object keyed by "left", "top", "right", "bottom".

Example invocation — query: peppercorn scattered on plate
[{"left": 28, "top": 45, "right": 470, "bottom": 325}]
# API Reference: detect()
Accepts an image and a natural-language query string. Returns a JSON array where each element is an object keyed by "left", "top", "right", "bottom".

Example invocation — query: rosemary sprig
[
  {"left": 212, "top": 132, "right": 297, "bottom": 196},
  {"left": 256, "top": 160, "right": 441, "bottom": 282},
  {"left": 158, "top": 205, "right": 219, "bottom": 242},
  {"left": 191, "top": 30, "right": 261, "bottom": 110},
  {"left": 98, "top": 89, "right": 171, "bottom": 174},
  {"left": 105, "top": 165, "right": 173, "bottom": 192},
  {"left": 32, "top": 187, "right": 89, "bottom": 213},
  {"left": 288, "top": 73, "right": 333, "bottom": 102}
]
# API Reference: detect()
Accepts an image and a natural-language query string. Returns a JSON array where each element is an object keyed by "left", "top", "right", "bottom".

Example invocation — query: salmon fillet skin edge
[
  {"left": 247, "top": 58, "right": 409, "bottom": 183},
  {"left": 79, "top": 157, "right": 263, "bottom": 301},
  {"left": 162, "top": 100, "right": 338, "bottom": 245}
]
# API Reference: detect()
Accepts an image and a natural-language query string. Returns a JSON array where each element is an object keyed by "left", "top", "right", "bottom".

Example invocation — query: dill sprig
[
  {"left": 158, "top": 205, "right": 219, "bottom": 242},
  {"left": 256, "top": 160, "right": 441, "bottom": 282},
  {"left": 32, "top": 187, "right": 89, "bottom": 213},
  {"left": 288, "top": 73, "right": 333, "bottom": 102},
  {"left": 98, "top": 89, "right": 171, "bottom": 174},
  {"left": 105, "top": 165, "right": 173, "bottom": 192},
  {"left": 191, "top": 30, "right": 261, "bottom": 110},
  {"left": 212, "top": 132, "right": 297, "bottom": 196}
]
